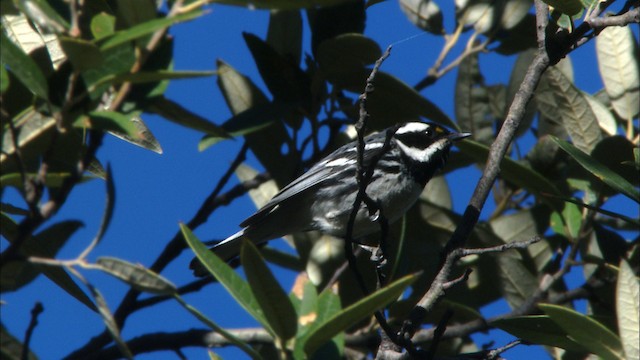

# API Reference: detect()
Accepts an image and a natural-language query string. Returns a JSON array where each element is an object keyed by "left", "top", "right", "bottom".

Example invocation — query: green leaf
[
  {"left": 540, "top": 304, "right": 625, "bottom": 360},
  {"left": 0, "top": 31, "right": 48, "bottom": 99},
  {"left": 41, "top": 266, "right": 97, "bottom": 312},
  {"left": 303, "top": 273, "right": 417, "bottom": 356},
  {"left": 180, "top": 224, "right": 271, "bottom": 331},
  {"left": 59, "top": 36, "right": 103, "bottom": 71},
  {"left": 149, "top": 96, "right": 229, "bottom": 137},
  {"left": 551, "top": 136, "right": 640, "bottom": 203},
  {"left": 241, "top": 240, "right": 298, "bottom": 341},
  {"left": 75, "top": 111, "right": 141, "bottom": 139},
  {"left": 215, "top": 59, "right": 296, "bottom": 186},
  {"left": 616, "top": 259, "right": 640, "bottom": 360},
  {"left": 456, "top": 139, "right": 562, "bottom": 206},
  {"left": 0, "top": 172, "right": 95, "bottom": 189},
  {"left": 550, "top": 202, "right": 582, "bottom": 240},
  {"left": 316, "top": 33, "right": 382, "bottom": 83},
  {"left": 455, "top": 53, "right": 494, "bottom": 144},
  {"left": 1, "top": 65, "right": 9, "bottom": 93},
  {"left": 596, "top": 26, "right": 640, "bottom": 120},
  {"left": 1, "top": 221, "right": 83, "bottom": 292},
  {"left": 542, "top": 0, "right": 583, "bottom": 16},
  {"left": 88, "top": 284, "right": 133, "bottom": 359},
  {"left": 15, "top": 0, "right": 68, "bottom": 32},
  {"left": 267, "top": 10, "right": 303, "bottom": 65},
  {"left": 583, "top": 90, "right": 617, "bottom": 136},
  {"left": 105, "top": 115, "right": 163, "bottom": 154},
  {"left": 495, "top": 249, "right": 538, "bottom": 309},
  {"left": 173, "top": 295, "right": 263, "bottom": 360},
  {"left": 1, "top": 323, "right": 38, "bottom": 360},
  {"left": 367, "top": 71, "right": 455, "bottom": 129},
  {"left": 198, "top": 102, "right": 290, "bottom": 151},
  {"left": 294, "top": 286, "right": 343, "bottom": 359},
  {"left": 98, "top": 10, "right": 203, "bottom": 51},
  {"left": 210, "top": 0, "right": 354, "bottom": 10},
  {"left": 545, "top": 66, "right": 602, "bottom": 153},
  {"left": 490, "top": 207, "right": 553, "bottom": 272},
  {"left": 243, "top": 32, "right": 310, "bottom": 104},
  {"left": 492, "top": 316, "right": 588, "bottom": 352},
  {"left": 96, "top": 257, "right": 176, "bottom": 295},
  {"left": 91, "top": 12, "right": 116, "bottom": 39},
  {"left": 93, "top": 70, "right": 217, "bottom": 90}
]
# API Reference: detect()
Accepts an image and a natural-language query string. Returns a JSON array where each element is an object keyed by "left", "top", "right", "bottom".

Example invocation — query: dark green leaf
[
  {"left": 492, "top": 316, "right": 588, "bottom": 352},
  {"left": 93, "top": 70, "right": 217, "bottom": 90},
  {"left": 316, "top": 34, "right": 382, "bottom": 84},
  {"left": 41, "top": 267, "right": 97, "bottom": 312},
  {"left": 88, "top": 284, "right": 133, "bottom": 359},
  {"left": 551, "top": 136, "right": 640, "bottom": 203},
  {"left": 215, "top": 60, "right": 296, "bottom": 186},
  {"left": 1, "top": 220, "right": 83, "bottom": 292},
  {"left": 1, "top": 323, "right": 38, "bottom": 360},
  {"left": 149, "top": 96, "right": 229, "bottom": 137},
  {"left": 0, "top": 32, "right": 48, "bottom": 99},
  {"left": 241, "top": 240, "right": 298, "bottom": 341},
  {"left": 455, "top": 53, "right": 494, "bottom": 144},
  {"left": 456, "top": 140, "right": 563, "bottom": 207},
  {"left": 173, "top": 295, "right": 262, "bottom": 359},
  {"left": 59, "top": 36, "right": 103, "bottom": 71},
  {"left": 303, "top": 274, "right": 417, "bottom": 356},
  {"left": 189, "top": 0, "right": 354, "bottom": 10},
  {"left": 367, "top": 71, "right": 455, "bottom": 129},
  {"left": 267, "top": 10, "right": 303, "bottom": 65},
  {"left": 243, "top": 32, "right": 311, "bottom": 104},
  {"left": 1, "top": 65, "right": 9, "bottom": 93},
  {"left": 495, "top": 249, "right": 539, "bottom": 309},
  {"left": 98, "top": 10, "right": 203, "bottom": 51},
  {"left": 0, "top": 172, "right": 96, "bottom": 189},
  {"left": 199, "top": 102, "right": 291, "bottom": 151},
  {"left": 542, "top": 0, "right": 583, "bottom": 16},
  {"left": 97, "top": 257, "right": 177, "bottom": 295},
  {"left": 180, "top": 224, "right": 271, "bottom": 331},
  {"left": 540, "top": 304, "right": 625, "bottom": 360}
]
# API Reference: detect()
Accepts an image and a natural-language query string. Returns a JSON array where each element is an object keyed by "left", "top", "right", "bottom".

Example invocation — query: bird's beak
[{"left": 448, "top": 132, "right": 472, "bottom": 141}]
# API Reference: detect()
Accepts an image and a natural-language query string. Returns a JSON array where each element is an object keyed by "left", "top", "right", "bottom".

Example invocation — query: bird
[{"left": 190, "top": 121, "right": 470, "bottom": 276}]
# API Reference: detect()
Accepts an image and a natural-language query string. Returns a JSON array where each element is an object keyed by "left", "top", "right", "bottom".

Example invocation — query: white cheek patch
[
  {"left": 325, "top": 158, "right": 357, "bottom": 167},
  {"left": 397, "top": 138, "right": 448, "bottom": 162},
  {"left": 396, "top": 122, "right": 431, "bottom": 135}
]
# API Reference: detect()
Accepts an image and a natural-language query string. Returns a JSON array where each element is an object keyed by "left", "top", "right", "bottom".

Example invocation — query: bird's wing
[{"left": 240, "top": 134, "right": 390, "bottom": 228}]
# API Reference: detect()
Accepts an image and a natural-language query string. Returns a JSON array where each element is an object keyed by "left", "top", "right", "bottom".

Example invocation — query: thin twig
[{"left": 22, "top": 302, "right": 44, "bottom": 360}]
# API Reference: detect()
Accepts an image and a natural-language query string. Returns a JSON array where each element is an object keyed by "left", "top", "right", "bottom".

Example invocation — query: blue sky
[{"left": 2, "top": 1, "right": 637, "bottom": 359}]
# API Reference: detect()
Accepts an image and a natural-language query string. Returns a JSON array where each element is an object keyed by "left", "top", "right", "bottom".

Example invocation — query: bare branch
[{"left": 587, "top": 7, "right": 640, "bottom": 29}]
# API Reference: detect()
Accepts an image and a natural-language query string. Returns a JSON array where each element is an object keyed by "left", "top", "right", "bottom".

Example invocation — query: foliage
[{"left": 1, "top": 0, "right": 638, "bottom": 359}]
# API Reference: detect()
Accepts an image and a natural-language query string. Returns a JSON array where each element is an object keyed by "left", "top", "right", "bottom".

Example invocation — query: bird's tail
[{"left": 189, "top": 229, "right": 245, "bottom": 277}]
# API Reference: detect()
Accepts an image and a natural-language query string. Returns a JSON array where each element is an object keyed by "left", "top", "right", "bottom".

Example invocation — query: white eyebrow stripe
[{"left": 395, "top": 122, "right": 430, "bottom": 135}]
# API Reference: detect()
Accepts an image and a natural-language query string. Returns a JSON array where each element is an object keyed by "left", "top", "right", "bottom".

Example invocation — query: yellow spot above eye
[{"left": 434, "top": 126, "right": 444, "bottom": 134}]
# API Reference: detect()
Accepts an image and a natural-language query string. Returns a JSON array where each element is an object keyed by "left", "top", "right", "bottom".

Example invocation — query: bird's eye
[{"left": 425, "top": 128, "right": 433, "bottom": 137}]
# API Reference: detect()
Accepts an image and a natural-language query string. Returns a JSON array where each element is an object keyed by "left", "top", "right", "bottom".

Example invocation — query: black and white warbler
[{"left": 191, "top": 122, "right": 470, "bottom": 276}]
